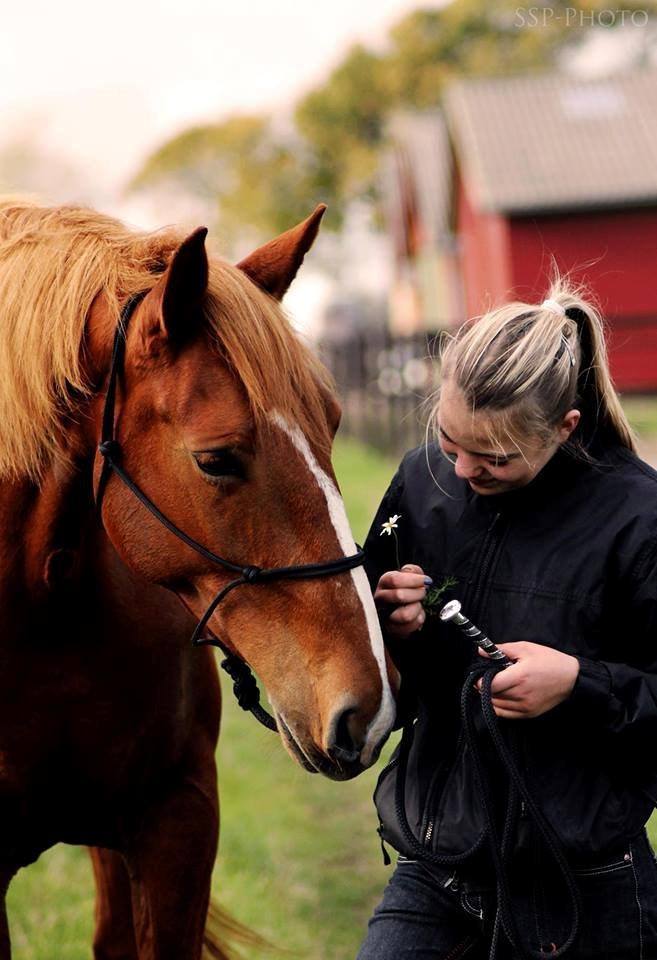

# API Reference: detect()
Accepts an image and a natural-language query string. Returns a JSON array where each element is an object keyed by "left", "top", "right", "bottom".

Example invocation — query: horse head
[{"left": 89, "top": 207, "right": 397, "bottom": 780}]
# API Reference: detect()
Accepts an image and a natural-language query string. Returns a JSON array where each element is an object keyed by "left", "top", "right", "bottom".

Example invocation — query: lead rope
[
  {"left": 96, "top": 292, "right": 366, "bottom": 732},
  {"left": 393, "top": 660, "right": 580, "bottom": 959}
]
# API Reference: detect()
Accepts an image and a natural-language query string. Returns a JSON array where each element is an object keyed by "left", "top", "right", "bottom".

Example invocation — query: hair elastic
[{"left": 541, "top": 298, "right": 567, "bottom": 317}]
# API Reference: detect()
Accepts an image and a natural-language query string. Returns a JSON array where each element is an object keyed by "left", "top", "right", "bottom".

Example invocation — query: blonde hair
[
  {"left": 434, "top": 277, "right": 636, "bottom": 453},
  {"left": 0, "top": 198, "right": 334, "bottom": 481}
]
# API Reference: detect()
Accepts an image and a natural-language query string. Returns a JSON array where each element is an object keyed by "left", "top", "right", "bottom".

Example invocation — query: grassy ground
[
  {"left": 622, "top": 395, "right": 657, "bottom": 438},
  {"left": 330, "top": 437, "right": 397, "bottom": 542},
  {"left": 6, "top": 407, "right": 657, "bottom": 958},
  {"left": 623, "top": 396, "right": 657, "bottom": 465}
]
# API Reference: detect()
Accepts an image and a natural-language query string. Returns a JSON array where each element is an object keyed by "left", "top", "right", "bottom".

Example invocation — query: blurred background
[{"left": 4, "top": 1, "right": 657, "bottom": 956}]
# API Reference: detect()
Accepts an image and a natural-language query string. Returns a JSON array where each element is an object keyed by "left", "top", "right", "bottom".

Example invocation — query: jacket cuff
[{"left": 571, "top": 657, "right": 612, "bottom": 707}]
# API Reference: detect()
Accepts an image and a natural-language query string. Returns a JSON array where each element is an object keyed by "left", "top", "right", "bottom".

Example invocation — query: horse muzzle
[{"left": 276, "top": 703, "right": 392, "bottom": 782}]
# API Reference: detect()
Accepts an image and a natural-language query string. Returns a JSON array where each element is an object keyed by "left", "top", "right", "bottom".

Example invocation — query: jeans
[{"left": 357, "top": 832, "right": 657, "bottom": 959}]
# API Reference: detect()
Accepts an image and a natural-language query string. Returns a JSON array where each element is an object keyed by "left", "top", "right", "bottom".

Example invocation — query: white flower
[{"left": 380, "top": 514, "right": 402, "bottom": 536}]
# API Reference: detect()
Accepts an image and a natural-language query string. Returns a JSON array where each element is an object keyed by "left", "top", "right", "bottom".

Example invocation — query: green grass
[
  {"left": 622, "top": 395, "right": 657, "bottom": 438},
  {"left": 211, "top": 696, "right": 396, "bottom": 959},
  {"left": 7, "top": 846, "right": 94, "bottom": 959}
]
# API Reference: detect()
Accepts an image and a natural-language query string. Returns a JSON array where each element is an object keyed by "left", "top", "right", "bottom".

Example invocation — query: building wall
[
  {"left": 507, "top": 207, "right": 657, "bottom": 390},
  {"left": 456, "top": 179, "right": 513, "bottom": 318},
  {"left": 508, "top": 207, "right": 656, "bottom": 313}
]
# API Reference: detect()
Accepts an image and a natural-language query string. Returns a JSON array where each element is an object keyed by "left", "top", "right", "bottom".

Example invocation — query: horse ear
[
  {"left": 138, "top": 227, "right": 209, "bottom": 356},
  {"left": 236, "top": 205, "right": 326, "bottom": 301},
  {"left": 160, "top": 226, "right": 209, "bottom": 334}
]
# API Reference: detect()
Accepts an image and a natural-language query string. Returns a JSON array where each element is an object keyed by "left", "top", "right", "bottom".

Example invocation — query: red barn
[{"left": 384, "top": 69, "right": 657, "bottom": 391}]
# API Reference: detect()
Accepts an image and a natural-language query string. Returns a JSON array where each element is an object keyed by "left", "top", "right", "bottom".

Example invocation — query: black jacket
[{"left": 365, "top": 442, "right": 657, "bottom": 862}]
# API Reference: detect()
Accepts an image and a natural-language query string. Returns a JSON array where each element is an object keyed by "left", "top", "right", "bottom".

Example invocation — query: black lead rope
[
  {"left": 393, "top": 661, "right": 580, "bottom": 960},
  {"left": 95, "top": 293, "right": 366, "bottom": 733}
]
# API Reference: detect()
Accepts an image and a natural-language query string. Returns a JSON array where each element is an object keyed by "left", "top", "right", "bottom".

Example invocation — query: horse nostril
[{"left": 328, "top": 708, "right": 363, "bottom": 765}]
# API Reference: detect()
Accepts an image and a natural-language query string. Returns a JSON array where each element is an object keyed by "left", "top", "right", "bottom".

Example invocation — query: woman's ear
[{"left": 558, "top": 408, "right": 581, "bottom": 442}]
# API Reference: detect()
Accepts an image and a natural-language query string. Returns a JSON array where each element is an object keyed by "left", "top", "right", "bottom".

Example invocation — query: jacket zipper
[
  {"left": 423, "top": 730, "right": 465, "bottom": 845},
  {"left": 379, "top": 749, "right": 400, "bottom": 779},
  {"left": 423, "top": 512, "right": 504, "bottom": 849},
  {"left": 468, "top": 511, "right": 502, "bottom": 626}
]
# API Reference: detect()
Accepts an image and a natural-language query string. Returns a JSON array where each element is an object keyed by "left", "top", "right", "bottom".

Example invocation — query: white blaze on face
[{"left": 270, "top": 413, "right": 395, "bottom": 764}]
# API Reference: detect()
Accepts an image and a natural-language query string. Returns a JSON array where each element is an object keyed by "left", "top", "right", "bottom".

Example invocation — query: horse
[{"left": 0, "top": 198, "right": 397, "bottom": 959}]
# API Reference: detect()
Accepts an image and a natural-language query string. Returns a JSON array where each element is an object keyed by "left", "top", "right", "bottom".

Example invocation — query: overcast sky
[{"left": 0, "top": 0, "right": 444, "bottom": 200}]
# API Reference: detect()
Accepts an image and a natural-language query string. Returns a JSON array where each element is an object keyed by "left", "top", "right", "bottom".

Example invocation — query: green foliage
[
  {"left": 295, "top": 45, "right": 392, "bottom": 212},
  {"left": 423, "top": 575, "right": 459, "bottom": 615},
  {"left": 130, "top": 114, "right": 324, "bottom": 248},
  {"left": 385, "top": 1, "right": 561, "bottom": 105},
  {"left": 132, "top": 115, "right": 267, "bottom": 194}
]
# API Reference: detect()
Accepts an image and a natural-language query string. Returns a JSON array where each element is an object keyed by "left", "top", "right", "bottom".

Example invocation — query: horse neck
[
  {"left": 0, "top": 452, "right": 98, "bottom": 608},
  {"left": 0, "top": 440, "right": 197, "bottom": 660}
]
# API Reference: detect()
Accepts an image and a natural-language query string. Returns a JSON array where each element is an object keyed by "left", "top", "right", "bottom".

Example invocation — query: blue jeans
[{"left": 357, "top": 832, "right": 657, "bottom": 959}]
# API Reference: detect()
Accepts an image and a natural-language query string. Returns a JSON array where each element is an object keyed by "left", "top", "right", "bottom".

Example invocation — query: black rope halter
[{"left": 96, "top": 292, "right": 366, "bottom": 732}]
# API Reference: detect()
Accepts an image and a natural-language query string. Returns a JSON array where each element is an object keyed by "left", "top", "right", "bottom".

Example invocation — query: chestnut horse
[{"left": 0, "top": 200, "right": 396, "bottom": 959}]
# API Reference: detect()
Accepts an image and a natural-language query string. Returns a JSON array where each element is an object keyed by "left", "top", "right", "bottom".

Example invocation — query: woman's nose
[{"left": 453, "top": 453, "right": 484, "bottom": 480}]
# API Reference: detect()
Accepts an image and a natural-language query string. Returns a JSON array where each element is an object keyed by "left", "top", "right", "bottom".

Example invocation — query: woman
[{"left": 358, "top": 281, "right": 657, "bottom": 959}]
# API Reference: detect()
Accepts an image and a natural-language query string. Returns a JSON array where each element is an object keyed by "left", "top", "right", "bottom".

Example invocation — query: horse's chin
[{"left": 275, "top": 712, "right": 366, "bottom": 782}]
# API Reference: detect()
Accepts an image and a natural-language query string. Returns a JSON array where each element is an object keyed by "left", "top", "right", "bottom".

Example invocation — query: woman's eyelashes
[{"left": 439, "top": 435, "right": 511, "bottom": 470}]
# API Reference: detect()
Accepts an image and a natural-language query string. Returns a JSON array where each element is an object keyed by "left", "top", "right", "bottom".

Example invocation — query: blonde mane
[{"left": 0, "top": 199, "right": 334, "bottom": 482}]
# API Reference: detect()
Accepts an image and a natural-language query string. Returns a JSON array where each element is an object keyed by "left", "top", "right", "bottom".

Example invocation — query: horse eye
[{"left": 194, "top": 450, "right": 245, "bottom": 480}]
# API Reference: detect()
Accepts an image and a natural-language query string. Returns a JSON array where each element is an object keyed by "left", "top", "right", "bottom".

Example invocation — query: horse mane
[{"left": 0, "top": 198, "right": 335, "bottom": 482}]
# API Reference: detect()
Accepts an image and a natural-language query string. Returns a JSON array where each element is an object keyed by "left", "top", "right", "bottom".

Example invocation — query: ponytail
[
  {"left": 436, "top": 277, "right": 636, "bottom": 454},
  {"left": 564, "top": 301, "right": 636, "bottom": 452}
]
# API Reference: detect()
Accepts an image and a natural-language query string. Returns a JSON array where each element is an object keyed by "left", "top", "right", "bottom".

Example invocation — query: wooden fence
[{"left": 319, "top": 329, "right": 442, "bottom": 459}]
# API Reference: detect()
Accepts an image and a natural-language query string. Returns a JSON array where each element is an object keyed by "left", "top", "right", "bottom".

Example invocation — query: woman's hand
[
  {"left": 374, "top": 564, "right": 430, "bottom": 638},
  {"left": 477, "top": 642, "right": 580, "bottom": 719}
]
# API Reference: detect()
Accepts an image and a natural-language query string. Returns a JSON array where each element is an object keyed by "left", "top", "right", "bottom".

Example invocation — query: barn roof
[{"left": 444, "top": 69, "right": 657, "bottom": 214}]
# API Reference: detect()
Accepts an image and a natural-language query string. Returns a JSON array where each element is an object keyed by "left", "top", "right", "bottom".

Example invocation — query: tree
[
  {"left": 129, "top": 115, "right": 324, "bottom": 249},
  {"left": 294, "top": 44, "right": 392, "bottom": 211}
]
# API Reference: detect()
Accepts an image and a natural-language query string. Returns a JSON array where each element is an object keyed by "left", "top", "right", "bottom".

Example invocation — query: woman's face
[{"left": 437, "top": 381, "right": 580, "bottom": 496}]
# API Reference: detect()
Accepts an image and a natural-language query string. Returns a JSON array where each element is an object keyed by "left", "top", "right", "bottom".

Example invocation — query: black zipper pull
[
  {"left": 489, "top": 511, "right": 501, "bottom": 532},
  {"left": 377, "top": 824, "right": 392, "bottom": 866}
]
